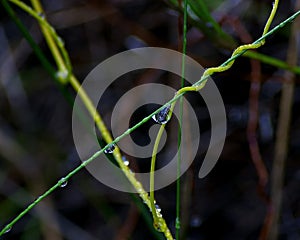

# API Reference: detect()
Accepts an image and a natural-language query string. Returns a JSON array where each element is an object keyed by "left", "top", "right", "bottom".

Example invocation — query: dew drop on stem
[
  {"left": 155, "top": 204, "right": 161, "bottom": 213},
  {"left": 59, "top": 178, "right": 68, "bottom": 188},
  {"left": 38, "top": 12, "right": 45, "bottom": 19},
  {"left": 122, "top": 156, "right": 129, "bottom": 166},
  {"left": 104, "top": 144, "right": 115, "bottom": 154},
  {"left": 4, "top": 226, "right": 11, "bottom": 234},
  {"left": 152, "top": 104, "right": 171, "bottom": 124}
]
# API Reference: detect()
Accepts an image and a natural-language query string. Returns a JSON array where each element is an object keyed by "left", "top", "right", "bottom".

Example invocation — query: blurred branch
[
  {"left": 267, "top": 1, "right": 300, "bottom": 239},
  {"left": 114, "top": 203, "right": 139, "bottom": 240},
  {"left": 224, "top": 15, "right": 269, "bottom": 199},
  {"left": 166, "top": 0, "right": 236, "bottom": 49},
  {"left": 0, "top": 123, "right": 63, "bottom": 240}
]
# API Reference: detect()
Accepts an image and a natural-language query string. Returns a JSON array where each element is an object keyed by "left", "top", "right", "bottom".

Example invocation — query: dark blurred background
[{"left": 0, "top": 0, "right": 300, "bottom": 239}]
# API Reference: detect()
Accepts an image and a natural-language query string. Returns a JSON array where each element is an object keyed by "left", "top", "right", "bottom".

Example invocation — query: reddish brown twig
[
  {"left": 224, "top": 16, "right": 272, "bottom": 239},
  {"left": 267, "top": 1, "right": 300, "bottom": 239},
  {"left": 224, "top": 16, "right": 269, "bottom": 197},
  {"left": 114, "top": 203, "right": 139, "bottom": 240}
]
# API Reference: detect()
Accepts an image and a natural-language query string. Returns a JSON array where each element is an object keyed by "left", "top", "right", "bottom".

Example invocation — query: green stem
[
  {"left": 30, "top": 0, "right": 68, "bottom": 79},
  {"left": 150, "top": 126, "right": 166, "bottom": 231},
  {"left": 243, "top": 51, "right": 300, "bottom": 74},
  {"left": 8, "top": 0, "right": 72, "bottom": 84},
  {"left": 1, "top": 0, "right": 300, "bottom": 238},
  {"left": 1, "top": 0, "right": 56, "bottom": 79},
  {"left": 3, "top": 0, "right": 174, "bottom": 239},
  {"left": 176, "top": 0, "right": 188, "bottom": 239},
  {"left": 167, "top": 0, "right": 300, "bottom": 75}
]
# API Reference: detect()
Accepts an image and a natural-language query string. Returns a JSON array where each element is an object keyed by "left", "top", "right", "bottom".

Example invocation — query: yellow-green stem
[
  {"left": 30, "top": 0, "right": 67, "bottom": 77},
  {"left": 149, "top": 0, "right": 280, "bottom": 232},
  {"left": 9, "top": 0, "right": 173, "bottom": 239}
]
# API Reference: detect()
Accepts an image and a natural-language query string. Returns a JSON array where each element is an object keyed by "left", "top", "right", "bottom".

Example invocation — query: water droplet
[
  {"left": 104, "top": 144, "right": 115, "bottom": 154},
  {"left": 56, "top": 70, "right": 69, "bottom": 83},
  {"left": 190, "top": 215, "right": 202, "bottom": 227},
  {"left": 155, "top": 204, "right": 161, "bottom": 212},
  {"left": 4, "top": 226, "right": 11, "bottom": 233},
  {"left": 152, "top": 104, "right": 171, "bottom": 124},
  {"left": 57, "top": 37, "right": 65, "bottom": 47},
  {"left": 205, "top": 22, "right": 213, "bottom": 28},
  {"left": 175, "top": 217, "right": 181, "bottom": 229},
  {"left": 59, "top": 178, "right": 68, "bottom": 188},
  {"left": 38, "top": 12, "right": 45, "bottom": 19},
  {"left": 35, "top": 196, "right": 43, "bottom": 202},
  {"left": 153, "top": 221, "right": 164, "bottom": 232},
  {"left": 122, "top": 156, "right": 129, "bottom": 166}
]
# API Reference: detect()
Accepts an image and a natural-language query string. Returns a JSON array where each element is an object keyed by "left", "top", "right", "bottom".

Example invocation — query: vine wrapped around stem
[{"left": 2, "top": 0, "right": 300, "bottom": 239}]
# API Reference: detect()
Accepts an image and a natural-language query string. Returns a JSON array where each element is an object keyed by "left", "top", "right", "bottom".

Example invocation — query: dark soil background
[{"left": 0, "top": 0, "right": 300, "bottom": 239}]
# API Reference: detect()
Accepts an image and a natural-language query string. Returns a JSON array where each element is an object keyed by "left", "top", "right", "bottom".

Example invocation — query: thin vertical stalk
[
  {"left": 267, "top": 1, "right": 300, "bottom": 239},
  {"left": 176, "top": 0, "right": 187, "bottom": 239}
]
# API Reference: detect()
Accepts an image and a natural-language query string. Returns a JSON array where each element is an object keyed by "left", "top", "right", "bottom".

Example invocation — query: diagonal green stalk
[{"left": 2, "top": 0, "right": 300, "bottom": 238}]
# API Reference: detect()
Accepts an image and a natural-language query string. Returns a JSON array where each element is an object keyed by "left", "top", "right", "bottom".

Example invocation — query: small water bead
[
  {"left": 104, "top": 144, "right": 115, "bottom": 154},
  {"left": 152, "top": 105, "right": 171, "bottom": 124},
  {"left": 4, "top": 226, "right": 11, "bottom": 234},
  {"left": 59, "top": 178, "right": 68, "bottom": 188},
  {"left": 153, "top": 222, "right": 162, "bottom": 232},
  {"left": 35, "top": 196, "right": 43, "bottom": 202},
  {"left": 205, "top": 22, "right": 213, "bottom": 28},
  {"left": 38, "top": 12, "right": 45, "bottom": 19},
  {"left": 155, "top": 204, "right": 161, "bottom": 213},
  {"left": 175, "top": 217, "right": 181, "bottom": 229},
  {"left": 122, "top": 156, "right": 129, "bottom": 166},
  {"left": 153, "top": 220, "right": 165, "bottom": 232},
  {"left": 156, "top": 212, "right": 162, "bottom": 218},
  {"left": 57, "top": 36, "right": 65, "bottom": 47},
  {"left": 56, "top": 70, "right": 69, "bottom": 83},
  {"left": 190, "top": 215, "right": 202, "bottom": 228}
]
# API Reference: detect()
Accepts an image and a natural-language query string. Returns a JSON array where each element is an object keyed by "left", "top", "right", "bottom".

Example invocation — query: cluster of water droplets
[{"left": 153, "top": 218, "right": 165, "bottom": 232}]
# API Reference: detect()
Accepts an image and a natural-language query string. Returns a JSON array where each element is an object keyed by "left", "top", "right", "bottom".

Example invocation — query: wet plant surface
[{"left": 1, "top": 0, "right": 300, "bottom": 239}]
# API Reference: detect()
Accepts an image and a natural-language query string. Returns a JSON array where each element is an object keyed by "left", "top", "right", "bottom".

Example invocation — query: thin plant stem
[
  {"left": 1, "top": 0, "right": 56, "bottom": 79},
  {"left": 3, "top": 0, "right": 173, "bottom": 239},
  {"left": 149, "top": 0, "right": 279, "bottom": 234},
  {"left": 8, "top": 0, "right": 72, "bottom": 84},
  {"left": 150, "top": 126, "right": 166, "bottom": 231},
  {"left": 267, "top": 1, "right": 300, "bottom": 239},
  {"left": 176, "top": 0, "right": 187, "bottom": 239},
  {"left": 30, "top": 0, "right": 68, "bottom": 80},
  {"left": 2, "top": 0, "right": 300, "bottom": 238},
  {"left": 243, "top": 51, "right": 300, "bottom": 75}
]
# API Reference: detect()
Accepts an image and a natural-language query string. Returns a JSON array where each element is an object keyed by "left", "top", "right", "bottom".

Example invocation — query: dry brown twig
[{"left": 267, "top": 1, "right": 300, "bottom": 239}]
